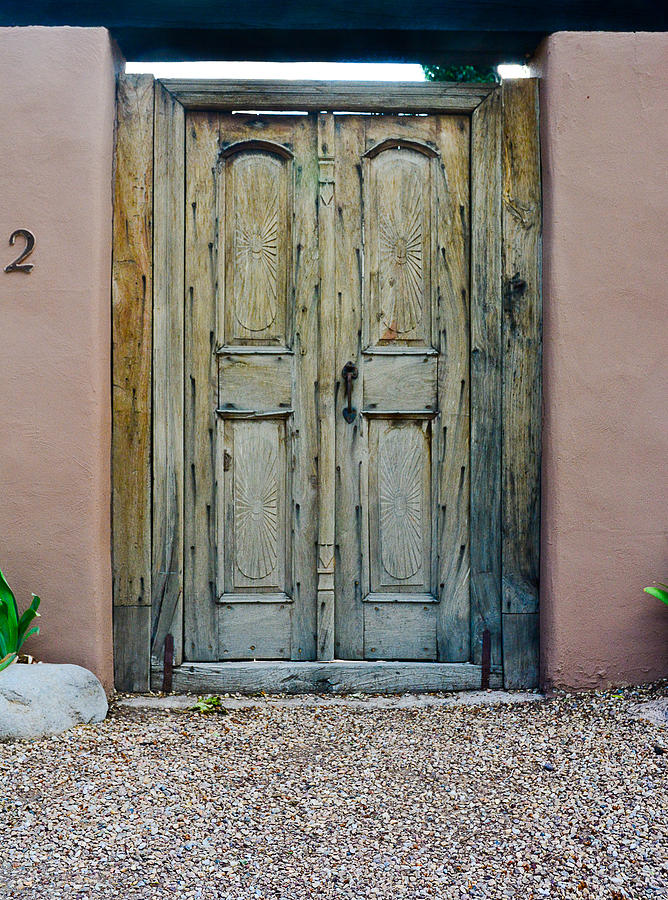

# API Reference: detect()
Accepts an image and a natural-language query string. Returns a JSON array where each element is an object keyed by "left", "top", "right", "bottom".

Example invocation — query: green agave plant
[
  {"left": 644, "top": 582, "right": 668, "bottom": 607},
  {"left": 0, "top": 569, "right": 41, "bottom": 672}
]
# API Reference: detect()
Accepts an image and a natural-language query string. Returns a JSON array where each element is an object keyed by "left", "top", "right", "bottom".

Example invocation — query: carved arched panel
[
  {"left": 222, "top": 146, "right": 292, "bottom": 346},
  {"left": 379, "top": 426, "right": 424, "bottom": 579},
  {"left": 363, "top": 146, "right": 434, "bottom": 348},
  {"left": 369, "top": 420, "right": 432, "bottom": 592},
  {"left": 229, "top": 418, "right": 287, "bottom": 592}
]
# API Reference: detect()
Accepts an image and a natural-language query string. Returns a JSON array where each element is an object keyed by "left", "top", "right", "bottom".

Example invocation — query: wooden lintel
[{"left": 161, "top": 80, "right": 497, "bottom": 114}]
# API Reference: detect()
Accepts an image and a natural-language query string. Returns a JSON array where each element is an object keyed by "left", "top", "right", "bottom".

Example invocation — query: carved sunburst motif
[
  {"left": 378, "top": 162, "right": 425, "bottom": 335},
  {"left": 233, "top": 155, "right": 280, "bottom": 332},
  {"left": 379, "top": 427, "right": 424, "bottom": 580},
  {"left": 234, "top": 426, "right": 278, "bottom": 580}
]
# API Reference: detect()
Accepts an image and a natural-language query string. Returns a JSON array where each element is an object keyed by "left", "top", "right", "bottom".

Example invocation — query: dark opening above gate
[{"left": 1, "top": 1, "right": 667, "bottom": 64}]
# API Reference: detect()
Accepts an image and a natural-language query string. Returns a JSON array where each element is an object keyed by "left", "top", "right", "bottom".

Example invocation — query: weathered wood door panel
[
  {"left": 184, "top": 112, "right": 319, "bottom": 661},
  {"left": 333, "top": 114, "right": 470, "bottom": 661}
]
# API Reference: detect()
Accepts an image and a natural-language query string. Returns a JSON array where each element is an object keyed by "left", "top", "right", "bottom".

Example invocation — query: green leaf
[
  {"left": 17, "top": 625, "right": 40, "bottom": 651},
  {"left": 0, "top": 569, "right": 18, "bottom": 653},
  {"left": 644, "top": 586, "right": 668, "bottom": 606},
  {"left": 17, "top": 594, "right": 41, "bottom": 649},
  {"left": 190, "top": 695, "right": 227, "bottom": 714},
  {"left": 0, "top": 652, "right": 17, "bottom": 673}
]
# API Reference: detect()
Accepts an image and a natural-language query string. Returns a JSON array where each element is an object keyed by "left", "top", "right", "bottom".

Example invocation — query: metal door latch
[{"left": 341, "top": 361, "right": 358, "bottom": 423}]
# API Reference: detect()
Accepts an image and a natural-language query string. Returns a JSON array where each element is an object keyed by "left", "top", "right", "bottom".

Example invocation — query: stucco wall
[
  {"left": 0, "top": 27, "right": 118, "bottom": 690},
  {"left": 532, "top": 32, "right": 668, "bottom": 689},
  {"left": 0, "top": 27, "right": 666, "bottom": 694}
]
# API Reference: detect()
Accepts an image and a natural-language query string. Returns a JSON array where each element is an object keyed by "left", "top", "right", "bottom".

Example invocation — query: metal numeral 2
[{"left": 5, "top": 229, "right": 35, "bottom": 273}]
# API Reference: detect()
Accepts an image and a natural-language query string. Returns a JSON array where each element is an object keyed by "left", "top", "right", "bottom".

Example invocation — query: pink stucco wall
[
  {"left": 532, "top": 32, "right": 668, "bottom": 689},
  {"left": 0, "top": 27, "right": 666, "bottom": 694},
  {"left": 0, "top": 28, "right": 118, "bottom": 690}
]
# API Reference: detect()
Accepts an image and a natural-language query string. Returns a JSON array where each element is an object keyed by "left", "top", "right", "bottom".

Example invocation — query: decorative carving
[
  {"left": 319, "top": 157, "right": 335, "bottom": 207},
  {"left": 317, "top": 542, "right": 335, "bottom": 592},
  {"left": 234, "top": 424, "right": 278, "bottom": 579},
  {"left": 378, "top": 159, "right": 425, "bottom": 336},
  {"left": 231, "top": 153, "right": 282, "bottom": 333},
  {"left": 379, "top": 427, "right": 424, "bottom": 580}
]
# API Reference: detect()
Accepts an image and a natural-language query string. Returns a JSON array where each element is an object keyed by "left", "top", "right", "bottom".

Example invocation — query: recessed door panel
[
  {"left": 369, "top": 419, "right": 433, "bottom": 593},
  {"left": 364, "top": 145, "right": 434, "bottom": 349},
  {"left": 221, "top": 417, "right": 289, "bottom": 596},
  {"left": 222, "top": 147, "right": 292, "bottom": 347}
]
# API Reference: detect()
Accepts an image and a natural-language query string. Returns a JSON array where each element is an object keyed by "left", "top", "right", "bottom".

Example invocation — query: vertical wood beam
[
  {"left": 470, "top": 88, "right": 503, "bottom": 668},
  {"left": 112, "top": 74, "right": 154, "bottom": 691},
  {"left": 184, "top": 113, "right": 220, "bottom": 660},
  {"left": 316, "top": 113, "right": 336, "bottom": 659},
  {"left": 152, "top": 82, "right": 186, "bottom": 672},
  {"left": 333, "top": 116, "right": 366, "bottom": 659},
  {"left": 436, "top": 115, "right": 471, "bottom": 662},
  {"left": 501, "top": 78, "right": 542, "bottom": 688}
]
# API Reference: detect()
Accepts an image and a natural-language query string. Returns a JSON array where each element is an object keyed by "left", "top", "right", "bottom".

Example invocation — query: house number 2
[{"left": 4, "top": 229, "right": 36, "bottom": 273}]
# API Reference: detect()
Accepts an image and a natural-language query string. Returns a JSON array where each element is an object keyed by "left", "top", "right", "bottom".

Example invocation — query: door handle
[{"left": 341, "top": 361, "right": 358, "bottom": 423}]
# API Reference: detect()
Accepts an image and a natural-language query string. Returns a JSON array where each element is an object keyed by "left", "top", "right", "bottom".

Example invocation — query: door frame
[{"left": 112, "top": 77, "right": 541, "bottom": 692}]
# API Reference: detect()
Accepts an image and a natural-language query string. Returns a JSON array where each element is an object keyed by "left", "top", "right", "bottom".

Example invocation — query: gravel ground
[{"left": 1, "top": 684, "right": 666, "bottom": 900}]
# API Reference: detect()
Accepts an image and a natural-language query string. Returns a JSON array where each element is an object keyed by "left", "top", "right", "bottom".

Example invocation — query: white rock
[
  {"left": 0, "top": 663, "right": 107, "bottom": 740},
  {"left": 628, "top": 697, "right": 668, "bottom": 727}
]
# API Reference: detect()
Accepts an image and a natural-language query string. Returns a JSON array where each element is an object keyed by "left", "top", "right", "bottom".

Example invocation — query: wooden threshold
[{"left": 151, "top": 660, "right": 503, "bottom": 695}]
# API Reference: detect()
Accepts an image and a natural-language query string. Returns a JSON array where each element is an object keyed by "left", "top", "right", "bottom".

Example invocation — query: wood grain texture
[
  {"left": 363, "top": 354, "right": 437, "bottom": 412},
  {"left": 501, "top": 79, "right": 542, "bottom": 688},
  {"left": 228, "top": 419, "right": 286, "bottom": 589},
  {"left": 157, "top": 660, "right": 503, "bottom": 695},
  {"left": 433, "top": 114, "right": 471, "bottom": 662},
  {"left": 364, "top": 602, "right": 437, "bottom": 660},
  {"left": 211, "top": 113, "right": 319, "bottom": 661},
  {"left": 218, "top": 602, "right": 292, "bottom": 659},
  {"left": 218, "top": 353, "right": 292, "bottom": 411},
  {"left": 114, "top": 605, "right": 151, "bottom": 693},
  {"left": 317, "top": 113, "right": 336, "bottom": 659},
  {"left": 111, "top": 74, "right": 154, "bottom": 691},
  {"left": 112, "top": 75, "right": 153, "bottom": 605},
  {"left": 223, "top": 145, "right": 291, "bottom": 346},
  {"left": 111, "top": 82, "right": 542, "bottom": 689},
  {"left": 164, "top": 81, "right": 495, "bottom": 113},
  {"left": 152, "top": 82, "right": 186, "bottom": 667},
  {"left": 369, "top": 420, "right": 432, "bottom": 592},
  {"left": 502, "top": 613, "right": 539, "bottom": 689},
  {"left": 364, "top": 146, "right": 431, "bottom": 347},
  {"left": 335, "top": 114, "right": 470, "bottom": 663},
  {"left": 333, "top": 115, "right": 366, "bottom": 659},
  {"left": 470, "top": 87, "right": 503, "bottom": 668},
  {"left": 283, "top": 114, "right": 320, "bottom": 660},
  {"left": 183, "top": 112, "right": 219, "bottom": 660}
]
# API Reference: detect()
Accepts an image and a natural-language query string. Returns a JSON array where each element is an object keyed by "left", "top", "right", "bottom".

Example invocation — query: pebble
[{"left": 0, "top": 683, "right": 666, "bottom": 898}]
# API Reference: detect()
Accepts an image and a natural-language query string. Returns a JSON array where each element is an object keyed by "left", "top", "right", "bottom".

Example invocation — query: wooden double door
[
  {"left": 113, "top": 78, "right": 541, "bottom": 691},
  {"left": 184, "top": 110, "right": 470, "bottom": 663}
]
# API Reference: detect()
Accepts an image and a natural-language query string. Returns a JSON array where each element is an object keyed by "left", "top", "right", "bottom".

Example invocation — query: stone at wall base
[
  {"left": 0, "top": 663, "right": 108, "bottom": 741},
  {"left": 628, "top": 697, "right": 668, "bottom": 728}
]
